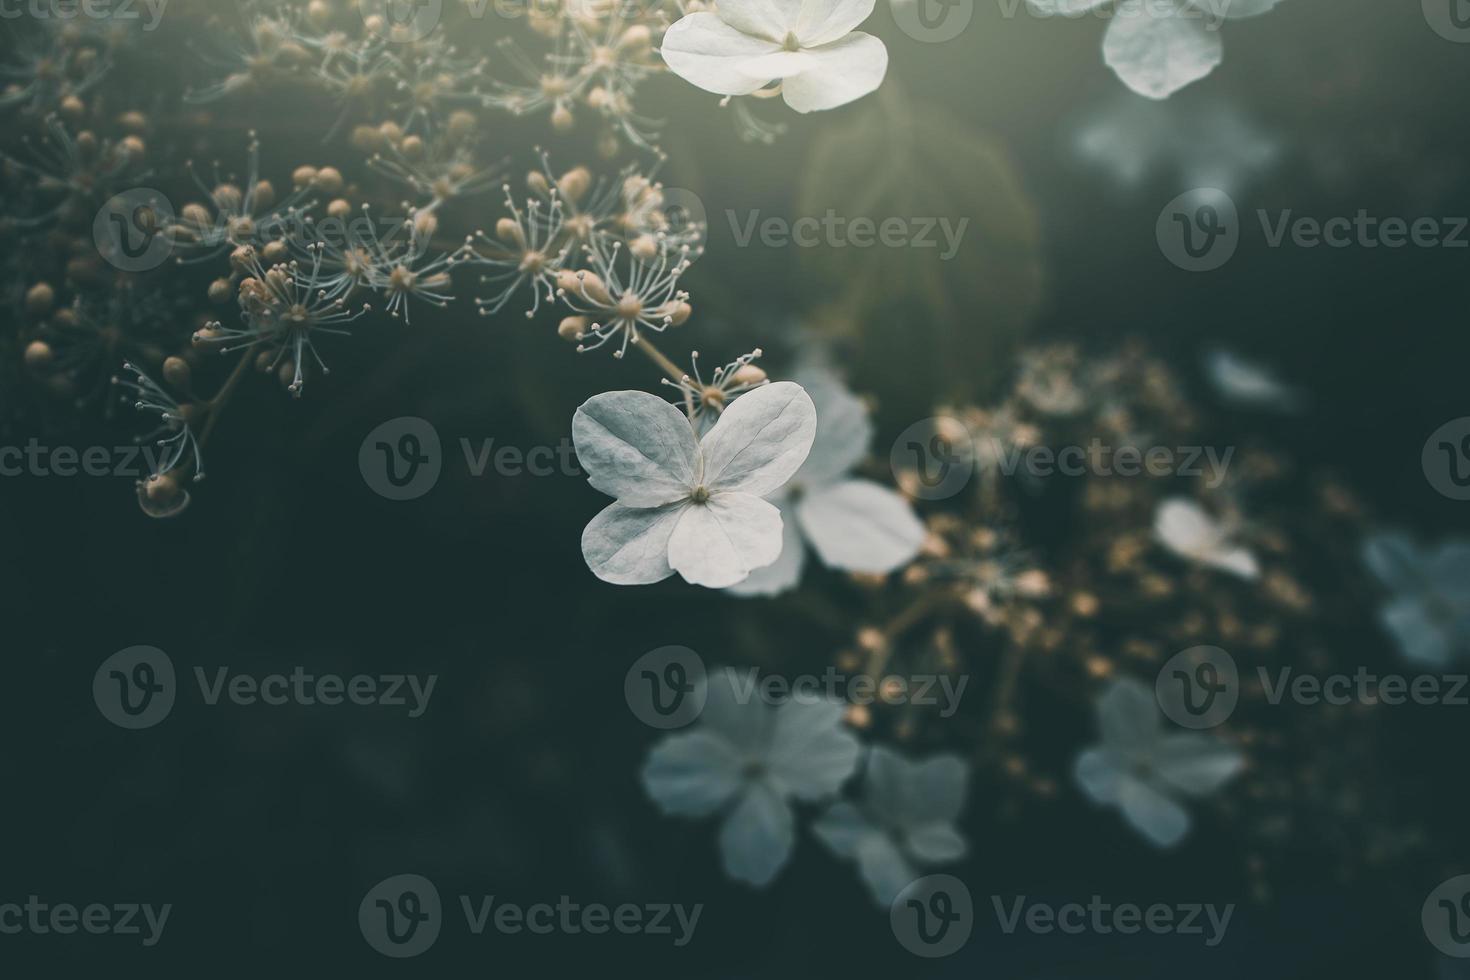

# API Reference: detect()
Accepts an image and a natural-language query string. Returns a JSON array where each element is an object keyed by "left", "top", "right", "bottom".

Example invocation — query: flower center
[
  {"left": 782, "top": 31, "right": 801, "bottom": 51},
  {"left": 691, "top": 486, "right": 711, "bottom": 504}
]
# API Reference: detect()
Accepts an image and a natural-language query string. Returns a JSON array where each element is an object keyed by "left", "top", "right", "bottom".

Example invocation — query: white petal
[
  {"left": 854, "top": 834, "right": 918, "bottom": 907},
  {"left": 573, "top": 390, "right": 698, "bottom": 506},
  {"left": 661, "top": 11, "right": 785, "bottom": 97},
  {"left": 1202, "top": 546, "right": 1260, "bottom": 580},
  {"left": 701, "top": 381, "right": 817, "bottom": 496},
  {"left": 797, "top": 479, "right": 924, "bottom": 574},
  {"left": 581, "top": 501, "right": 686, "bottom": 585},
  {"left": 865, "top": 746, "right": 968, "bottom": 827},
  {"left": 1382, "top": 597, "right": 1454, "bottom": 668},
  {"left": 1362, "top": 532, "right": 1423, "bottom": 593},
  {"left": 641, "top": 731, "right": 745, "bottom": 816},
  {"left": 718, "top": 782, "right": 795, "bottom": 887},
  {"left": 812, "top": 800, "right": 879, "bottom": 858},
  {"left": 793, "top": 368, "right": 872, "bottom": 486},
  {"left": 1075, "top": 747, "right": 1126, "bottom": 804},
  {"left": 1151, "top": 734, "right": 1245, "bottom": 796},
  {"left": 700, "top": 667, "right": 772, "bottom": 748},
  {"left": 1097, "top": 677, "right": 1160, "bottom": 752},
  {"left": 1188, "top": 0, "right": 1280, "bottom": 18},
  {"left": 668, "top": 493, "right": 785, "bottom": 589},
  {"left": 781, "top": 32, "right": 888, "bottom": 114},
  {"left": 1102, "top": 0, "right": 1222, "bottom": 101},
  {"left": 1118, "top": 777, "right": 1191, "bottom": 847},
  {"left": 1155, "top": 497, "right": 1221, "bottom": 558},
  {"left": 794, "top": 0, "right": 877, "bottom": 46},
  {"left": 1204, "top": 349, "right": 1301, "bottom": 411},
  {"left": 714, "top": 0, "right": 798, "bottom": 40},
  {"left": 726, "top": 499, "right": 807, "bottom": 597},
  {"left": 905, "top": 823, "right": 967, "bottom": 863},
  {"left": 766, "top": 697, "right": 862, "bottom": 800}
]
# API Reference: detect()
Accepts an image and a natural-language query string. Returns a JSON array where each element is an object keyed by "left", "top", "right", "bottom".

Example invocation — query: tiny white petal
[
  {"left": 718, "top": 781, "right": 795, "bottom": 887},
  {"left": 1102, "top": 0, "right": 1222, "bottom": 100},
  {"left": 573, "top": 390, "right": 699, "bottom": 506},
  {"left": 766, "top": 698, "right": 862, "bottom": 800},
  {"left": 1074, "top": 747, "right": 1126, "bottom": 804},
  {"left": 905, "top": 823, "right": 968, "bottom": 863},
  {"left": 794, "top": 0, "right": 878, "bottom": 46},
  {"left": 1152, "top": 734, "right": 1245, "bottom": 796},
  {"left": 701, "top": 381, "right": 817, "bottom": 496},
  {"left": 1117, "top": 776, "right": 1191, "bottom": 847},
  {"left": 642, "top": 731, "right": 746, "bottom": 816},
  {"left": 1096, "top": 677, "right": 1160, "bottom": 752},
  {"left": 581, "top": 501, "right": 686, "bottom": 585},
  {"left": 796, "top": 478, "right": 925, "bottom": 574},
  {"left": 812, "top": 800, "right": 876, "bottom": 858},
  {"left": 726, "top": 499, "right": 807, "bottom": 597},
  {"left": 667, "top": 492, "right": 785, "bottom": 589},
  {"left": 781, "top": 32, "right": 889, "bottom": 113},
  {"left": 793, "top": 368, "right": 873, "bottom": 486},
  {"left": 661, "top": 11, "right": 785, "bottom": 96}
]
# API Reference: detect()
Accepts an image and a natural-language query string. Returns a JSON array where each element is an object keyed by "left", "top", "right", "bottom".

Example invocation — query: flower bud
[
  {"left": 400, "top": 135, "right": 426, "bottom": 160},
  {"left": 551, "top": 105, "right": 574, "bottom": 132},
  {"left": 558, "top": 316, "right": 589, "bottom": 342},
  {"left": 628, "top": 234, "right": 657, "bottom": 261},
  {"left": 448, "top": 110, "right": 477, "bottom": 141},
  {"left": 262, "top": 239, "right": 289, "bottom": 264},
  {"left": 557, "top": 166, "right": 591, "bottom": 204},
  {"left": 212, "top": 183, "right": 243, "bottom": 212},
  {"left": 313, "top": 166, "right": 344, "bottom": 194},
  {"left": 526, "top": 171, "right": 550, "bottom": 197},
  {"left": 25, "top": 282, "right": 55, "bottom": 315},
  {"left": 254, "top": 180, "right": 276, "bottom": 210},
  {"left": 293, "top": 165, "right": 319, "bottom": 189},
  {"left": 732, "top": 364, "right": 766, "bottom": 386},
  {"left": 24, "top": 339, "right": 53, "bottom": 370},
  {"left": 496, "top": 217, "right": 526, "bottom": 247},
  {"left": 163, "top": 356, "right": 192, "bottom": 389},
  {"left": 207, "top": 278, "right": 233, "bottom": 304},
  {"left": 327, "top": 198, "right": 352, "bottom": 220},
  {"left": 618, "top": 24, "right": 652, "bottom": 52}
]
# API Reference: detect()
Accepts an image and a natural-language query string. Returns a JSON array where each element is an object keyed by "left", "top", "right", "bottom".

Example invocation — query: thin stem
[{"left": 634, "top": 335, "right": 686, "bottom": 385}]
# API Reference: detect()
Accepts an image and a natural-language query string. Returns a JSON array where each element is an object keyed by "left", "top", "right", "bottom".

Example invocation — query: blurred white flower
[
  {"left": 1075, "top": 677, "right": 1244, "bottom": 848},
  {"left": 1073, "top": 92, "right": 1279, "bottom": 194},
  {"left": 660, "top": 0, "right": 888, "bottom": 113},
  {"left": 813, "top": 746, "right": 969, "bottom": 906},
  {"left": 1030, "top": 0, "right": 1283, "bottom": 99},
  {"left": 1363, "top": 532, "right": 1470, "bottom": 668},
  {"left": 641, "top": 667, "right": 863, "bottom": 886},
  {"left": 1204, "top": 349, "right": 1303, "bottom": 413},
  {"left": 729, "top": 370, "right": 924, "bottom": 597},
  {"left": 1154, "top": 497, "right": 1259, "bottom": 580},
  {"left": 575, "top": 381, "right": 817, "bottom": 588}
]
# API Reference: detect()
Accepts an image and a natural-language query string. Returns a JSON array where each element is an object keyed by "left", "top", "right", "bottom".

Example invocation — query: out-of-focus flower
[
  {"left": 641, "top": 667, "right": 862, "bottom": 886},
  {"left": 1074, "top": 677, "right": 1244, "bottom": 847},
  {"left": 574, "top": 382, "right": 817, "bottom": 588},
  {"left": 1029, "top": 0, "right": 1283, "bottom": 99},
  {"left": 730, "top": 370, "right": 924, "bottom": 597},
  {"left": 813, "top": 746, "right": 968, "bottom": 906},
  {"left": 661, "top": 0, "right": 888, "bottom": 113},
  {"left": 1155, "top": 497, "right": 1259, "bottom": 580},
  {"left": 1204, "top": 349, "right": 1303, "bottom": 413},
  {"left": 1363, "top": 532, "right": 1470, "bottom": 668},
  {"left": 1073, "top": 92, "right": 1279, "bottom": 194}
]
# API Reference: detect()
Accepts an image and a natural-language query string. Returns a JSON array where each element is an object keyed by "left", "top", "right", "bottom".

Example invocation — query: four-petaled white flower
[
  {"left": 1030, "top": 0, "right": 1283, "bottom": 100},
  {"left": 813, "top": 746, "right": 969, "bottom": 906},
  {"left": 730, "top": 369, "right": 925, "bottom": 596},
  {"left": 1154, "top": 497, "right": 1259, "bottom": 580},
  {"left": 660, "top": 0, "right": 889, "bottom": 113},
  {"left": 1363, "top": 532, "right": 1470, "bottom": 668},
  {"left": 575, "top": 381, "right": 817, "bottom": 588},
  {"left": 641, "top": 667, "right": 863, "bottom": 887},
  {"left": 1074, "top": 677, "right": 1245, "bottom": 848}
]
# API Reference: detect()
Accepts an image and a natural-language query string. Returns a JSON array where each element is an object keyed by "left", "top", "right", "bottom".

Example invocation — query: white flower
[
  {"left": 1154, "top": 497, "right": 1259, "bottom": 580},
  {"left": 1074, "top": 678, "right": 1244, "bottom": 848},
  {"left": 729, "top": 370, "right": 924, "bottom": 597},
  {"left": 641, "top": 667, "right": 863, "bottom": 886},
  {"left": 813, "top": 746, "right": 969, "bottom": 906},
  {"left": 1363, "top": 532, "right": 1470, "bottom": 668},
  {"left": 574, "top": 381, "right": 817, "bottom": 588},
  {"left": 1204, "top": 349, "right": 1302, "bottom": 412},
  {"left": 1030, "top": 0, "right": 1283, "bottom": 100},
  {"left": 660, "top": 0, "right": 889, "bottom": 114}
]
